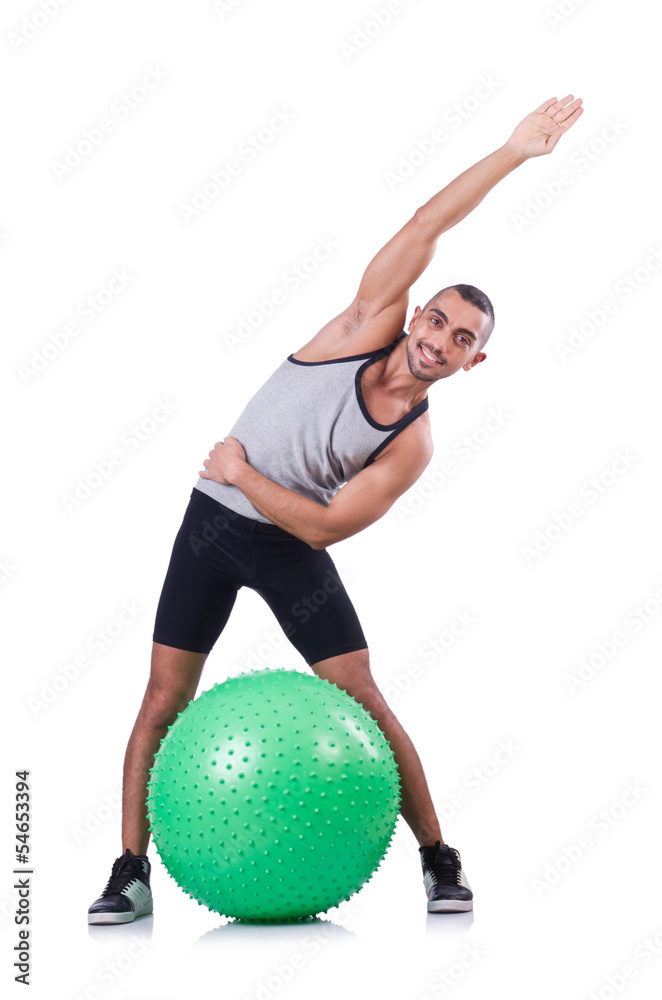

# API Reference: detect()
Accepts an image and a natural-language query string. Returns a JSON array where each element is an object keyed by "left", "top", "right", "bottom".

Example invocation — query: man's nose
[{"left": 427, "top": 337, "right": 448, "bottom": 359}]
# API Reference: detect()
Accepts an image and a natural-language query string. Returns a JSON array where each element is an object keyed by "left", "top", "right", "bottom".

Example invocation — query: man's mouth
[{"left": 420, "top": 343, "right": 443, "bottom": 365}]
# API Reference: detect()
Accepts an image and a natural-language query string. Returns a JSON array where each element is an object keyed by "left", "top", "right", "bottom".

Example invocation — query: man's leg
[
  {"left": 245, "top": 529, "right": 470, "bottom": 910},
  {"left": 309, "top": 647, "right": 444, "bottom": 847},
  {"left": 122, "top": 488, "right": 246, "bottom": 853},
  {"left": 89, "top": 641, "right": 211, "bottom": 923},
  {"left": 122, "top": 641, "right": 209, "bottom": 855}
]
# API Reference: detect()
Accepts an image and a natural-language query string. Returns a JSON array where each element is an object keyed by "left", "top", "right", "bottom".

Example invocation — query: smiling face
[{"left": 405, "top": 289, "right": 491, "bottom": 382}]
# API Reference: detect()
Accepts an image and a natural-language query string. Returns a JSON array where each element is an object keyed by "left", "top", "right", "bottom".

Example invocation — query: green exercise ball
[{"left": 146, "top": 668, "right": 401, "bottom": 922}]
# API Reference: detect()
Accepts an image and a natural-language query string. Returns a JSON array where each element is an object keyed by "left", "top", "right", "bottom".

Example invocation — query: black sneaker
[
  {"left": 88, "top": 849, "right": 153, "bottom": 924},
  {"left": 419, "top": 841, "right": 473, "bottom": 912}
]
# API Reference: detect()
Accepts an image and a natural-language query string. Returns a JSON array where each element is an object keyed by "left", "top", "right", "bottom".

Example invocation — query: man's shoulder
[
  {"left": 291, "top": 298, "right": 409, "bottom": 362},
  {"left": 374, "top": 410, "right": 433, "bottom": 469}
]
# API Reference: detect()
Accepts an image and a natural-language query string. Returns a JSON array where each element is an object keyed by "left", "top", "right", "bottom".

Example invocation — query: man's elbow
[
  {"left": 413, "top": 205, "right": 439, "bottom": 239},
  {"left": 307, "top": 527, "right": 336, "bottom": 550},
  {"left": 307, "top": 515, "right": 347, "bottom": 551}
]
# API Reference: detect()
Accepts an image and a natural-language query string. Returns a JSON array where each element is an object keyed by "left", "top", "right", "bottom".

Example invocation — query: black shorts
[{"left": 152, "top": 488, "right": 368, "bottom": 665}]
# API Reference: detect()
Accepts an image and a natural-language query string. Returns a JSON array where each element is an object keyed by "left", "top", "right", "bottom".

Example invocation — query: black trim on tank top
[
  {"left": 362, "top": 402, "right": 429, "bottom": 468},
  {"left": 355, "top": 332, "right": 429, "bottom": 433},
  {"left": 286, "top": 330, "right": 406, "bottom": 366}
]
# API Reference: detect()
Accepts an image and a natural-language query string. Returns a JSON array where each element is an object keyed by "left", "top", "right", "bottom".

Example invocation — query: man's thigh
[
  {"left": 141, "top": 642, "right": 209, "bottom": 726},
  {"left": 308, "top": 647, "right": 390, "bottom": 719},
  {"left": 152, "top": 490, "right": 248, "bottom": 654},
  {"left": 251, "top": 541, "right": 369, "bottom": 667}
]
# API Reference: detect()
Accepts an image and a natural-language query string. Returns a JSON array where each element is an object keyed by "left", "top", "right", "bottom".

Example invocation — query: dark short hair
[{"left": 423, "top": 283, "right": 495, "bottom": 346}]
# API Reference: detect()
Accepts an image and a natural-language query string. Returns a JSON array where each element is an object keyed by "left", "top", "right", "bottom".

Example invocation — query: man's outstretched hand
[{"left": 505, "top": 94, "right": 584, "bottom": 160}]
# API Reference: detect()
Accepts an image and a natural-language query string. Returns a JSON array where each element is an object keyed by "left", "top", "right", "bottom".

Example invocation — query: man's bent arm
[
  {"left": 201, "top": 436, "right": 432, "bottom": 548},
  {"left": 231, "top": 464, "right": 332, "bottom": 546}
]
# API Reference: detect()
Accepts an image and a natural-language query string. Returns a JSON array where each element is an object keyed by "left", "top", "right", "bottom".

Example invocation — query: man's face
[{"left": 405, "top": 291, "right": 489, "bottom": 382}]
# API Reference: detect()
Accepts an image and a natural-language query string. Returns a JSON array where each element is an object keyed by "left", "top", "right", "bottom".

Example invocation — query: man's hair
[{"left": 422, "top": 283, "right": 495, "bottom": 347}]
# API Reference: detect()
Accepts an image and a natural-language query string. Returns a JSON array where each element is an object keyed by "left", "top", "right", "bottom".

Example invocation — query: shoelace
[
  {"left": 101, "top": 850, "right": 146, "bottom": 897},
  {"left": 425, "top": 841, "right": 462, "bottom": 886}
]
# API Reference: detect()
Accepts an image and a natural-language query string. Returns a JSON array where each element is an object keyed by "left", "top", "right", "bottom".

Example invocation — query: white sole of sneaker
[
  {"left": 88, "top": 899, "right": 153, "bottom": 924},
  {"left": 427, "top": 899, "right": 473, "bottom": 913}
]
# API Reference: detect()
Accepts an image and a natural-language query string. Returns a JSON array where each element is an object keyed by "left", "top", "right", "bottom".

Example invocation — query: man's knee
[
  {"left": 313, "top": 648, "right": 389, "bottom": 717},
  {"left": 141, "top": 683, "right": 194, "bottom": 730},
  {"left": 351, "top": 681, "right": 390, "bottom": 720},
  {"left": 141, "top": 643, "right": 207, "bottom": 728}
]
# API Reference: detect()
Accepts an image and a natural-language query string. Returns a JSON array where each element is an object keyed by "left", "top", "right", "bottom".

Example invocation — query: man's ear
[
  {"left": 407, "top": 305, "right": 423, "bottom": 331},
  {"left": 464, "top": 351, "right": 486, "bottom": 371}
]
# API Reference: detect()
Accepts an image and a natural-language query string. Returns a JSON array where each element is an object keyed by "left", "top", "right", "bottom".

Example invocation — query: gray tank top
[{"left": 194, "top": 330, "right": 428, "bottom": 523}]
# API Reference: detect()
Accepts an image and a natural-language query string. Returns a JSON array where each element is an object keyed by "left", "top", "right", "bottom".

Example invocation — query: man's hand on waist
[{"left": 199, "top": 436, "right": 247, "bottom": 485}]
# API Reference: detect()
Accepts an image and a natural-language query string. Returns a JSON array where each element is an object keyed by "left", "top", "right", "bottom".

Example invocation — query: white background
[{"left": 3, "top": 0, "right": 661, "bottom": 998}]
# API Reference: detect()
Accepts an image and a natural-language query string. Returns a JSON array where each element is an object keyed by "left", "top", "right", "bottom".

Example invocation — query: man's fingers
[
  {"left": 557, "top": 103, "right": 584, "bottom": 128},
  {"left": 556, "top": 97, "right": 583, "bottom": 122},
  {"left": 535, "top": 96, "right": 558, "bottom": 114},
  {"left": 533, "top": 94, "right": 579, "bottom": 119},
  {"left": 542, "top": 106, "right": 583, "bottom": 153}
]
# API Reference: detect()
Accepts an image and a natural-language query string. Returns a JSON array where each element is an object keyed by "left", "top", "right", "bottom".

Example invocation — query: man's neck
[{"left": 376, "top": 338, "right": 431, "bottom": 409}]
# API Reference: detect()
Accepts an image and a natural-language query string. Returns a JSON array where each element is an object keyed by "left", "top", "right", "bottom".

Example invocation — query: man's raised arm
[{"left": 349, "top": 94, "right": 584, "bottom": 322}]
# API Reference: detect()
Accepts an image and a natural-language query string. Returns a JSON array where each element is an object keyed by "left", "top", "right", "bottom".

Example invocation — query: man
[{"left": 88, "top": 93, "right": 583, "bottom": 923}]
